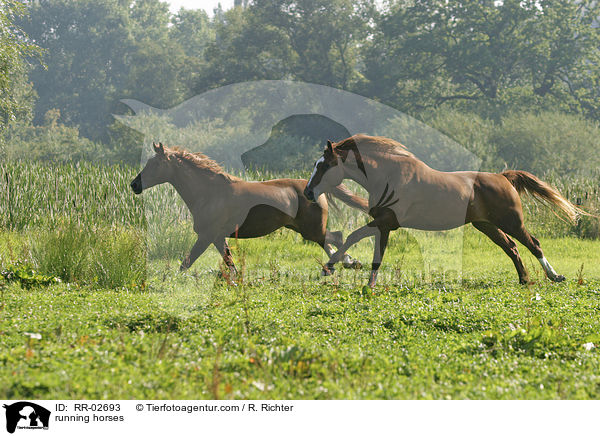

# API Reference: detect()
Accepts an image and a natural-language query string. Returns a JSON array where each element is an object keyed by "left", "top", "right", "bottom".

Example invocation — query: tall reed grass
[{"left": 0, "top": 160, "right": 598, "bottom": 290}]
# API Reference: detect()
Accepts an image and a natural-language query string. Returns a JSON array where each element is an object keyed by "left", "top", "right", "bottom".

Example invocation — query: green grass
[
  {"left": 1, "top": 161, "right": 599, "bottom": 398},
  {"left": 1, "top": 228, "right": 600, "bottom": 399}
]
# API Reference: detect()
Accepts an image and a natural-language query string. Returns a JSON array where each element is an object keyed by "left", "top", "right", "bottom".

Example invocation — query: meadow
[{"left": 1, "top": 161, "right": 600, "bottom": 399}]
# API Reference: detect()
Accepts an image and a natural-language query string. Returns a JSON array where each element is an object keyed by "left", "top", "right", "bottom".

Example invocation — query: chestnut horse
[
  {"left": 131, "top": 143, "right": 368, "bottom": 276},
  {"left": 304, "top": 134, "right": 586, "bottom": 287}
]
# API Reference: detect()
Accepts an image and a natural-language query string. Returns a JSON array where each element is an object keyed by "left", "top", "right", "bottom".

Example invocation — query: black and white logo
[{"left": 3, "top": 402, "right": 50, "bottom": 434}]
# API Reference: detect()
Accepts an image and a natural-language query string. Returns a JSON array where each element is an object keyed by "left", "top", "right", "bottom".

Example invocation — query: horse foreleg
[
  {"left": 324, "top": 224, "right": 379, "bottom": 275},
  {"left": 324, "top": 230, "right": 361, "bottom": 270},
  {"left": 368, "top": 228, "right": 390, "bottom": 288},
  {"left": 180, "top": 237, "right": 211, "bottom": 271},
  {"left": 213, "top": 238, "right": 238, "bottom": 279}
]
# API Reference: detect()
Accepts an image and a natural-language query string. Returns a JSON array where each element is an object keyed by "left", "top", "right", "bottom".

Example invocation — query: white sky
[{"left": 167, "top": 0, "right": 236, "bottom": 14}]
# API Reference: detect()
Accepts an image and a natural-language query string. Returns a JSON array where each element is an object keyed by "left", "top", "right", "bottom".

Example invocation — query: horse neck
[
  {"left": 168, "top": 164, "right": 231, "bottom": 211},
  {"left": 342, "top": 154, "right": 381, "bottom": 193}
]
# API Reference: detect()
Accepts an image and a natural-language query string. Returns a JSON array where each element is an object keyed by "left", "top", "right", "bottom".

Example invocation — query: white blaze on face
[
  {"left": 308, "top": 156, "right": 325, "bottom": 196},
  {"left": 309, "top": 157, "right": 324, "bottom": 184},
  {"left": 538, "top": 257, "right": 559, "bottom": 279}
]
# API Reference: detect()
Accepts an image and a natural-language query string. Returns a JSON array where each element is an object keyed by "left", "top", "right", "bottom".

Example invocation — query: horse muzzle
[
  {"left": 304, "top": 187, "right": 316, "bottom": 202},
  {"left": 130, "top": 175, "right": 143, "bottom": 195}
]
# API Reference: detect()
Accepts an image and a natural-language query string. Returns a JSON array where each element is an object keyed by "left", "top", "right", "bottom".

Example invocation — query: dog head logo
[
  {"left": 118, "top": 80, "right": 481, "bottom": 285},
  {"left": 3, "top": 402, "right": 50, "bottom": 434}
]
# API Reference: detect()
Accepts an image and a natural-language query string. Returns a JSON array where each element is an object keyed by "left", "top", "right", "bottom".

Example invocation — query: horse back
[{"left": 228, "top": 178, "right": 327, "bottom": 239}]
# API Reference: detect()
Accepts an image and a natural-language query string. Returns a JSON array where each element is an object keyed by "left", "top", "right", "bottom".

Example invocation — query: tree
[
  {"left": 0, "top": 0, "right": 39, "bottom": 128},
  {"left": 20, "top": 0, "right": 214, "bottom": 141},
  {"left": 195, "top": 5, "right": 292, "bottom": 92},
  {"left": 251, "top": 0, "right": 374, "bottom": 89},
  {"left": 121, "top": 0, "right": 191, "bottom": 109},
  {"left": 170, "top": 7, "right": 214, "bottom": 60},
  {"left": 362, "top": 0, "right": 600, "bottom": 113},
  {"left": 22, "top": 0, "right": 134, "bottom": 140},
  {"left": 196, "top": 0, "right": 375, "bottom": 93}
]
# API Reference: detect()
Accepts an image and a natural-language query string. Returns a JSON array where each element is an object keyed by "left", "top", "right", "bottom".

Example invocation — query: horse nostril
[{"left": 130, "top": 179, "right": 142, "bottom": 193}]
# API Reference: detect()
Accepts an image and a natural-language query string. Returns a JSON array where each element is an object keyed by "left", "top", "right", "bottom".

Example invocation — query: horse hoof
[
  {"left": 321, "top": 265, "right": 336, "bottom": 276},
  {"left": 342, "top": 259, "right": 362, "bottom": 270}
]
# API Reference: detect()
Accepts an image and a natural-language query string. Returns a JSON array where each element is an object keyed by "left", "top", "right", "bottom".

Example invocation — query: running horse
[
  {"left": 131, "top": 143, "right": 368, "bottom": 276},
  {"left": 304, "top": 134, "right": 586, "bottom": 287}
]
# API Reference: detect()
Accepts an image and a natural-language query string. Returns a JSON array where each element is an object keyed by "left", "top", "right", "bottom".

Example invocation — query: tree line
[{"left": 1, "top": 0, "right": 600, "bottom": 173}]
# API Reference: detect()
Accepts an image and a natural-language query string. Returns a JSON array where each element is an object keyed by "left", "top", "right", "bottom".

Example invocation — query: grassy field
[
  {"left": 1, "top": 161, "right": 600, "bottom": 399},
  {"left": 1, "top": 228, "right": 600, "bottom": 399}
]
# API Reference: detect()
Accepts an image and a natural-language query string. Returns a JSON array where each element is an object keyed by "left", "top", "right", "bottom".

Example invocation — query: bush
[
  {"left": 420, "top": 109, "right": 500, "bottom": 171},
  {"left": 2, "top": 119, "right": 104, "bottom": 163},
  {"left": 29, "top": 220, "right": 146, "bottom": 288},
  {"left": 490, "top": 111, "right": 600, "bottom": 176},
  {"left": 30, "top": 220, "right": 89, "bottom": 283},
  {"left": 90, "top": 227, "right": 146, "bottom": 288}
]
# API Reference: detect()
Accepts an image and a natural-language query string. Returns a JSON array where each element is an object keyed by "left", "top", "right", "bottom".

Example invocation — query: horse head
[
  {"left": 130, "top": 142, "right": 172, "bottom": 194},
  {"left": 304, "top": 140, "right": 345, "bottom": 202}
]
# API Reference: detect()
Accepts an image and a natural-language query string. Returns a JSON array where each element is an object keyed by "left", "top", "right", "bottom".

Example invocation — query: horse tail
[
  {"left": 326, "top": 183, "right": 369, "bottom": 213},
  {"left": 501, "top": 170, "right": 588, "bottom": 224}
]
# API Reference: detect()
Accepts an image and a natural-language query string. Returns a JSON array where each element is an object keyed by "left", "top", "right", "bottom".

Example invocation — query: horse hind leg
[
  {"left": 213, "top": 238, "right": 238, "bottom": 282},
  {"left": 472, "top": 222, "right": 530, "bottom": 284},
  {"left": 503, "top": 225, "right": 565, "bottom": 283}
]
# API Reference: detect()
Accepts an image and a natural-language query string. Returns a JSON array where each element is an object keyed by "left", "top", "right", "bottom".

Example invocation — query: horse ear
[
  {"left": 153, "top": 142, "right": 164, "bottom": 155},
  {"left": 326, "top": 140, "right": 333, "bottom": 152}
]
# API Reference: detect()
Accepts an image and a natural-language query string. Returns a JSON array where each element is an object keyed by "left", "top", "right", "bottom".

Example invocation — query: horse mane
[
  {"left": 167, "top": 146, "right": 241, "bottom": 182},
  {"left": 335, "top": 134, "right": 414, "bottom": 158}
]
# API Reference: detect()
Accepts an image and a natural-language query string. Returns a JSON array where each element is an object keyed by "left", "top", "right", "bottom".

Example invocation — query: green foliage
[
  {"left": 490, "top": 111, "right": 600, "bottom": 175},
  {"left": 420, "top": 109, "right": 600, "bottom": 175},
  {"left": 1, "top": 232, "right": 600, "bottom": 399},
  {"left": 197, "top": 0, "right": 372, "bottom": 93},
  {"left": 363, "top": 0, "right": 600, "bottom": 115},
  {"left": 0, "top": 160, "right": 145, "bottom": 230},
  {"left": 20, "top": 0, "right": 214, "bottom": 141},
  {"left": 0, "top": 0, "right": 40, "bottom": 129},
  {"left": 29, "top": 220, "right": 146, "bottom": 288},
  {"left": 1, "top": 262, "right": 60, "bottom": 288},
  {"left": 2, "top": 110, "right": 106, "bottom": 162},
  {"left": 417, "top": 109, "right": 500, "bottom": 170}
]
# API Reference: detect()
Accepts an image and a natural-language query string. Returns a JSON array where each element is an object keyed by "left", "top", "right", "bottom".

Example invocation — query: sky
[{"left": 167, "top": 0, "right": 236, "bottom": 14}]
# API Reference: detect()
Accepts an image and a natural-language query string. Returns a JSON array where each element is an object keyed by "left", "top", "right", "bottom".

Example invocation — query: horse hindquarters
[
  {"left": 292, "top": 194, "right": 329, "bottom": 248},
  {"left": 229, "top": 204, "right": 295, "bottom": 238},
  {"left": 473, "top": 174, "right": 565, "bottom": 283}
]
